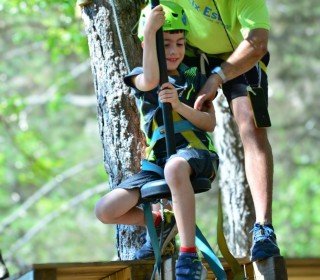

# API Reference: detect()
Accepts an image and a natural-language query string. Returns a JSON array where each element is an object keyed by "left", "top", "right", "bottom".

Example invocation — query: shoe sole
[
  {"left": 201, "top": 265, "right": 208, "bottom": 280},
  {"left": 160, "top": 223, "right": 178, "bottom": 255}
]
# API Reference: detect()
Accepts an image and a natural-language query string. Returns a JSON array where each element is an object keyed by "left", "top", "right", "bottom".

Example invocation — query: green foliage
[
  {"left": 273, "top": 165, "right": 320, "bottom": 256},
  {"left": 0, "top": 0, "right": 114, "bottom": 277},
  {"left": 267, "top": 0, "right": 320, "bottom": 258},
  {"left": 1, "top": 0, "right": 88, "bottom": 60}
]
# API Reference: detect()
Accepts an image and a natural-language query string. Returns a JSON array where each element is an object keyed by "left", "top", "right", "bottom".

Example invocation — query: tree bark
[
  {"left": 214, "top": 94, "right": 255, "bottom": 257},
  {"left": 80, "top": 0, "right": 146, "bottom": 260},
  {"left": 0, "top": 251, "right": 9, "bottom": 280}
]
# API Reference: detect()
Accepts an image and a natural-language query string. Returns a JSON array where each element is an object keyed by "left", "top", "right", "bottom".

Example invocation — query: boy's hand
[
  {"left": 144, "top": 5, "right": 165, "bottom": 37},
  {"left": 159, "top": 82, "right": 181, "bottom": 110}
]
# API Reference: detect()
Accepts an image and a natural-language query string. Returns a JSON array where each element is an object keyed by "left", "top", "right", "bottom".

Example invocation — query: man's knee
[{"left": 232, "top": 97, "right": 267, "bottom": 140}]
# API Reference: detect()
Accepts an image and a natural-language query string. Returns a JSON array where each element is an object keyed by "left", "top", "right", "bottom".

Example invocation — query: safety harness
[{"left": 140, "top": 88, "right": 226, "bottom": 278}]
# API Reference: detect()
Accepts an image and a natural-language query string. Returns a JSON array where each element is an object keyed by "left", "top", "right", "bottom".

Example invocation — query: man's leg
[
  {"left": 231, "top": 96, "right": 280, "bottom": 261},
  {"left": 231, "top": 96, "right": 273, "bottom": 224}
]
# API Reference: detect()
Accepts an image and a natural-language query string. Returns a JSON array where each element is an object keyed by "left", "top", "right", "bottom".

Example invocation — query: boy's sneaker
[
  {"left": 251, "top": 223, "right": 281, "bottom": 262},
  {"left": 135, "top": 210, "right": 177, "bottom": 259},
  {"left": 175, "top": 253, "right": 207, "bottom": 280}
]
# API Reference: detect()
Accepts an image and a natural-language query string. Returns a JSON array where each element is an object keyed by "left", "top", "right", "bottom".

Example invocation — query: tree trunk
[
  {"left": 214, "top": 94, "right": 255, "bottom": 257},
  {"left": 80, "top": 0, "right": 146, "bottom": 260},
  {"left": 0, "top": 251, "right": 9, "bottom": 280}
]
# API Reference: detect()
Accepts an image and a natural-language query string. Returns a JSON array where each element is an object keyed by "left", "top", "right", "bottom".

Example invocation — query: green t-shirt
[{"left": 172, "top": 0, "right": 270, "bottom": 56}]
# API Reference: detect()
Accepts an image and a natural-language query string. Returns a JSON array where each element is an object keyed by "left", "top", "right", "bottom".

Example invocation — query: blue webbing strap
[
  {"left": 140, "top": 160, "right": 165, "bottom": 277},
  {"left": 196, "top": 225, "right": 227, "bottom": 280},
  {"left": 148, "top": 120, "right": 200, "bottom": 150},
  {"left": 143, "top": 203, "right": 162, "bottom": 277},
  {"left": 141, "top": 159, "right": 164, "bottom": 177}
]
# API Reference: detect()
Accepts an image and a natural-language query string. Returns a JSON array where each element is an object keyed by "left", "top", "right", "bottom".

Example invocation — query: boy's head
[
  {"left": 137, "top": 1, "right": 189, "bottom": 41},
  {"left": 138, "top": 1, "right": 189, "bottom": 73}
]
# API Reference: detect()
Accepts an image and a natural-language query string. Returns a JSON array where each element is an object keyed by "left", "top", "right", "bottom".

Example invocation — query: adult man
[{"left": 171, "top": 0, "right": 281, "bottom": 261}]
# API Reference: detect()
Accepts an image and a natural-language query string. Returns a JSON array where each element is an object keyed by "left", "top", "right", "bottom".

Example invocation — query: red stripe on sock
[{"left": 180, "top": 246, "right": 197, "bottom": 253}]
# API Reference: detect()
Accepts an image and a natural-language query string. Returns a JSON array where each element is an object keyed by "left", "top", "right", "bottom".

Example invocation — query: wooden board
[{"left": 16, "top": 257, "right": 320, "bottom": 280}]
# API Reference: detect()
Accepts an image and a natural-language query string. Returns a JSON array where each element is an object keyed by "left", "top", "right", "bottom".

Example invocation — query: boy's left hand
[{"left": 159, "top": 82, "right": 181, "bottom": 110}]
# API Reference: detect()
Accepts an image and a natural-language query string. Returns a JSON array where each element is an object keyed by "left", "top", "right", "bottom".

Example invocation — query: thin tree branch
[
  {"left": 4, "top": 183, "right": 107, "bottom": 261},
  {"left": 0, "top": 158, "right": 101, "bottom": 233},
  {"left": 25, "top": 59, "right": 91, "bottom": 106}
]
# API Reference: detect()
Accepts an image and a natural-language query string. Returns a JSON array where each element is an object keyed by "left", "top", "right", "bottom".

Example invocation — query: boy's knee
[
  {"left": 95, "top": 198, "right": 113, "bottom": 224},
  {"left": 164, "top": 157, "right": 189, "bottom": 185}
]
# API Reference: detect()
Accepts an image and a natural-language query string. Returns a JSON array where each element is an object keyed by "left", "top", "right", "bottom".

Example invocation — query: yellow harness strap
[
  {"left": 217, "top": 191, "right": 246, "bottom": 280},
  {"left": 172, "top": 112, "right": 208, "bottom": 151}
]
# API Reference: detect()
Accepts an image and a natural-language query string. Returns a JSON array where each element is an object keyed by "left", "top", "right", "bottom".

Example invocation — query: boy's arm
[
  {"left": 176, "top": 101, "right": 216, "bottom": 132},
  {"left": 133, "top": 5, "right": 165, "bottom": 92},
  {"left": 159, "top": 83, "right": 216, "bottom": 132}
]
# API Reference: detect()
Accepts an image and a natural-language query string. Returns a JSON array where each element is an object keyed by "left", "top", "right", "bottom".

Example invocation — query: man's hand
[{"left": 194, "top": 74, "right": 221, "bottom": 110}]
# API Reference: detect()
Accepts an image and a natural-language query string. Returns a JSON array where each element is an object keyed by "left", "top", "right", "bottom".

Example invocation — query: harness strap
[
  {"left": 141, "top": 159, "right": 164, "bottom": 177},
  {"left": 146, "top": 117, "right": 204, "bottom": 158},
  {"left": 200, "top": 52, "right": 210, "bottom": 75},
  {"left": 217, "top": 191, "right": 246, "bottom": 280},
  {"left": 151, "top": 119, "right": 200, "bottom": 146},
  {"left": 172, "top": 112, "right": 209, "bottom": 151},
  {"left": 143, "top": 203, "right": 162, "bottom": 278},
  {"left": 196, "top": 225, "right": 227, "bottom": 280}
]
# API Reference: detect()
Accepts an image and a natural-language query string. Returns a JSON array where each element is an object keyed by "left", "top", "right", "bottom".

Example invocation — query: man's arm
[
  {"left": 221, "top": 28, "right": 269, "bottom": 81},
  {"left": 194, "top": 28, "right": 269, "bottom": 110}
]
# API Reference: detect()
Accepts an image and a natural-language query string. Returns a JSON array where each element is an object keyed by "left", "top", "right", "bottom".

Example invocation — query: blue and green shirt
[{"left": 124, "top": 64, "right": 215, "bottom": 161}]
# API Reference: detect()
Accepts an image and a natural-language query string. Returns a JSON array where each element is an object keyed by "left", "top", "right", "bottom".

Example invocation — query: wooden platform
[{"left": 16, "top": 257, "right": 320, "bottom": 280}]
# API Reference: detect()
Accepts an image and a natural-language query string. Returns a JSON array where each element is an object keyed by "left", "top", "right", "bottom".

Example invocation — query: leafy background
[{"left": 1, "top": 0, "right": 319, "bottom": 277}]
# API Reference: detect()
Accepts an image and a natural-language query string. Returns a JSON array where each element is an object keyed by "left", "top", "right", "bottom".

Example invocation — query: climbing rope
[{"left": 110, "top": 0, "right": 130, "bottom": 71}]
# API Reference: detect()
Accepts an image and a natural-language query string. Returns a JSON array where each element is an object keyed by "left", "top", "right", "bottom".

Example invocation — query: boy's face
[{"left": 163, "top": 31, "right": 185, "bottom": 75}]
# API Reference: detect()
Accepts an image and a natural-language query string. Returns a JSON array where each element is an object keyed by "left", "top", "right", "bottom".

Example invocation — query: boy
[{"left": 95, "top": 2, "right": 217, "bottom": 279}]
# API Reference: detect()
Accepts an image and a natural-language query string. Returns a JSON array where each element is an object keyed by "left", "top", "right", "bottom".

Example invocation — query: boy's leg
[
  {"left": 96, "top": 170, "right": 163, "bottom": 227},
  {"left": 136, "top": 157, "right": 196, "bottom": 260},
  {"left": 164, "top": 157, "right": 195, "bottom": 248},
  {"left": 164, "top": 156, "right": 207, "bottom": 279},
  {"left": 95, "top": 188, "right": 145, "bottom": 226}
]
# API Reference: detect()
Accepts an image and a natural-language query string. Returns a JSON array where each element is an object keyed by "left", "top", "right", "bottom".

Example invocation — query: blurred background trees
[{"left": 0, "top": 0, "right": 319, "bottom": 277}]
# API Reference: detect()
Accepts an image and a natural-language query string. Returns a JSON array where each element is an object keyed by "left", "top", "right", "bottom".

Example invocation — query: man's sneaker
[
  {"left": 175, "top": 253, "right": 207, "bottom": 280},
  {"left": 135, "top": 210, "right": 177, "bottom": 259},
  {"left": 251, "top": 223, "right": 281, "bottom": 262}
]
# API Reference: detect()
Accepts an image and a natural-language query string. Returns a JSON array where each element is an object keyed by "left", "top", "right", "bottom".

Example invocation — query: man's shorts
[
  {"left": 116, "top": 148, "right": 219, "bottom": 192},
  {"left": 183, "top": 53, "right": 269, "bottom": 106}
]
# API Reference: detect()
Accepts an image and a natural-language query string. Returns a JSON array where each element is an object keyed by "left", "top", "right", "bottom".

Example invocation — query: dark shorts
[
  {"left": 116, "top": 148, "right": 219, "bottom": 191},
  {"left": 183, "top": 53, "right": 269, "bottom": 106}
]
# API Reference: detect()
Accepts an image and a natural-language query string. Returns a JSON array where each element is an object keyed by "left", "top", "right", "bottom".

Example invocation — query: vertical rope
[{"left": 110, "top": 0, "right": 130, "bottom": 71}]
